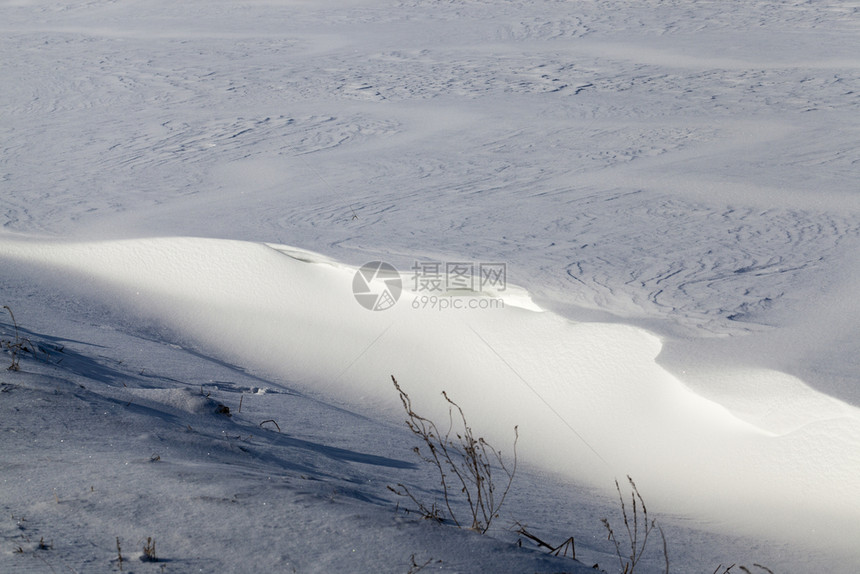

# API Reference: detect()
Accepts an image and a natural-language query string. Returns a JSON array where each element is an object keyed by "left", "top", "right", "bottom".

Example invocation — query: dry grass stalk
[
  {"left": 515, "top": 522, "right": 576, "bottom": 559},
  {"left": 259, "top": 419, "right": 281, "bottom": 432},
  {"left": 389, "top": 375, "right": 518, "bottom": 534},
  {"left": 142, "top": 536, "right": 157, "bottom": 562},
  {"left": 2, "top": 306, "right": 36, "bottom": 371},
  {"left": 406, "top": 553, "right": 433, "bottom": 573},
  {"left": 116, "top": 537, "right": 124, "bottom": 571},
  {"left": 601, "top": 475, "right": 669, "bottom": 574}
]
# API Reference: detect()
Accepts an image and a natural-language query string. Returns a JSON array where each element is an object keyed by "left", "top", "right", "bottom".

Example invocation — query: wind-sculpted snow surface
[
  {"left": 3, "top": 236, "right": 860, "bottom": 561},
  {"left": 3, "top": 0, "right": 860, "bottom": 571},
  {"left": 4, "top": 0, "right": 859, "bottom": 340}
]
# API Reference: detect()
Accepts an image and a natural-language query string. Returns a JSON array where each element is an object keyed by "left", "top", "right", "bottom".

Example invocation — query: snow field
[{"left": 4, "top": 0, "right": 860, "bottom": 571}]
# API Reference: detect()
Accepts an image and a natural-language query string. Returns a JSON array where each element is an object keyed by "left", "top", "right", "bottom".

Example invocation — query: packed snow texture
[{"left": 2, "top": 0, "right": 860, "bottom": 572}]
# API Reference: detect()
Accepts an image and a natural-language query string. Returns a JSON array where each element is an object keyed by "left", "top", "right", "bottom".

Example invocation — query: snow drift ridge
[{"left": 2, "top": 235, "right": 859, "bottom": 555}]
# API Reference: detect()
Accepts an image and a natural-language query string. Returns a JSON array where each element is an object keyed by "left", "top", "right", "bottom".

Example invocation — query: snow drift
[{"left": 3, "top": 235, "right": 859, "bottom": 557}]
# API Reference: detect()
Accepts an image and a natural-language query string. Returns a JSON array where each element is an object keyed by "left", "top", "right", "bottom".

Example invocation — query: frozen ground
[{"left": 2, "top": 0, "right": 860, "bottom": 572}]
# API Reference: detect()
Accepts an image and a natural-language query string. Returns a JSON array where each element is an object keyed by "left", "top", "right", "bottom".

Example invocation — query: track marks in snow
[
  {"left": 2, "top": 0, "right": 858, "bottom": 333},
  {"left": 3, "top": 0, "right": 859, "bottom": 238},
  {"left": 554, "top": 196, "right": 860, "bottom": 330},
  {"left": 495, "top": 15, "right": 593, "bottom": 42}
]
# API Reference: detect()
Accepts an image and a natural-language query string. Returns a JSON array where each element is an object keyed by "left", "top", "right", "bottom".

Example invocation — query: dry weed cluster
[{"left": 388, "top": 375, "right": 518, "bottom": 534}]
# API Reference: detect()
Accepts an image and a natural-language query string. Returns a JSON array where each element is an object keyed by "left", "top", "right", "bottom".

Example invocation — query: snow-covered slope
[
  {"left": 4, "top": 235, "right": 860, "bottom": 545},
  {"left": 0, "top": 276, "right": 599, "bottom": 574},
  {"left": 3, "top": 235, "right": 860, "bottom": 572},
  {"left": 3, "top": 0, "right": 860, "bottom": 572}
]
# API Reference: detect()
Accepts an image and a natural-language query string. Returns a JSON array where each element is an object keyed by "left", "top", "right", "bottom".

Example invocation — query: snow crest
[{"left": 3, "top": 235, "right": 859, "bottom": 554}]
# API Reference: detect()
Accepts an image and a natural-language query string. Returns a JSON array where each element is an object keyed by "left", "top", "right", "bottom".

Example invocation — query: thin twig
[{"left": 259, "top": 419, "right": 281, "bottom": 432}]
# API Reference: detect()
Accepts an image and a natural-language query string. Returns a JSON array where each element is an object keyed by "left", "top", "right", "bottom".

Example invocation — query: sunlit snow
[{"left": 2, "top": 0, "right": 860, "bottom": 572}]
